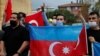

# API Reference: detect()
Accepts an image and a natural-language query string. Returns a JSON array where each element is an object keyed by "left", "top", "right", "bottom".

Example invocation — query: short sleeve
[{"left": 0, "top": 30, "right": 5, "bottom": 40}]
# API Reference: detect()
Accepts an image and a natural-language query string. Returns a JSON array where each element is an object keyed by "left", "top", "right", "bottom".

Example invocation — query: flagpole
[
  {"left": 41, "top": 3, "right": 45, "bottom": 12},
  {"left": 92, "top": 43, "right": 94, "bottom": 56},
  {"left": 83, "top": 17, "right": 89, "bottom": 55}
]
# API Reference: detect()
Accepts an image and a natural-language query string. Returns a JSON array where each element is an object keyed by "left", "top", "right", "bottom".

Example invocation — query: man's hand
[
  {"left": 72, "top": 9, "right": 84, "bottom": 18},
  {"left": 13, "top": 53, "right": 19, "bottom": 56},
  {"left": 89, "top": 36, "right": 96, "bottom": 42},
  {"left": 72, "top": 9, "right": 86, "bottom": 24},
  {"left": 0, "top": 51, "right": 6, "bottom": 56}
]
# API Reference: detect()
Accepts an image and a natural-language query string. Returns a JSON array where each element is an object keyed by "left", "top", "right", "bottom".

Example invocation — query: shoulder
[
  {"left": 86, "top": 28, "right": 91, "bottom": 31},
  {"left": 86, "top": 28, "right": 92, "bottom": 33},
  {"left": 2, "top": 26, "right": 11, "bottom": 31},
  {"left": 19, "top": 26, "right": 27, "bottom": 30},
  {"left": 19, "top": 26, "right": 29, "bottom": 32}
]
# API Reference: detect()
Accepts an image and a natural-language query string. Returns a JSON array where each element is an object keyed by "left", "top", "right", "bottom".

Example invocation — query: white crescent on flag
[
  {"left": 29, "top": 20, "right": 38, "bottom": 26},
  {"left": 49, "top": 42, "right": 62, "bottom": 56}
]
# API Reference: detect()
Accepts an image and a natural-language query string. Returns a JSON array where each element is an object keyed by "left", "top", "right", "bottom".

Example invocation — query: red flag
[
  {"left": 75, "top": 25, "right": 88, "bottom": 55},
  {"left": 25, "top": 11, "right": 44, "bottom": 26},
  {"left": 4, "top": 0, "right": 12, "bottom": 23}
]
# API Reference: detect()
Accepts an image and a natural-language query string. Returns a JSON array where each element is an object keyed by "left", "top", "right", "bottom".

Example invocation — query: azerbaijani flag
[
  {"left": 28, "top": 25, "right": 87, "bottom": 56},
  {"left": 92, "top": 42, "right": 100, "bottom": 56}
]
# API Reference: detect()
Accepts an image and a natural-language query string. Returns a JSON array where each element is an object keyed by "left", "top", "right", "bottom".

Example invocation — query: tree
[
  {"left": 46, "top": 9, "right": 77, "bottom": 24},
  {"left": 95, "top": 0, "right": 100, "bottom": 14}
]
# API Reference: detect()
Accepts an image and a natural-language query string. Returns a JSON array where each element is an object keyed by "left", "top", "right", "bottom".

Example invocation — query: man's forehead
[
  {"left": 89, "top": 14, "right": 98, "bottom": 17},
  {"left": 11, "top": 14, "right": 17, "bottom": 17},
  {"left": 57, "top": 16, "right": 64, "bottom": 18}
]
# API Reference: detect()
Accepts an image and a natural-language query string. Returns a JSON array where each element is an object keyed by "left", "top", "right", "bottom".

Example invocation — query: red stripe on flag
[{"left": 30, "top": 40, "right": 77, "bottom": 56}]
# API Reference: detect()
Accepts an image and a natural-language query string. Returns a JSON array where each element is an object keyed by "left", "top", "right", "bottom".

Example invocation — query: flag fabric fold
[
  {"left": 75, "top": 25, "right": 88, "bottom": 55},
  {"left": 92, "top": 42, "right": 100, "bottom": 56},
  {"left": 28, "top": 25, "right": 87, "bottom": 56},
  {"left": 4, "top": 0, "right": 12, "bottom": 23},
  {"left": 25, "top": 11, "right": 44, "bottom": 26}
]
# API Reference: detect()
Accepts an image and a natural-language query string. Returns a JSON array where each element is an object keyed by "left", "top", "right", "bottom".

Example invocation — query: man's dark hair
[
  {"left": 57, "top": 14, "right": 64, "bottom": 17},
  {"left": 57, "top": 14, "right": 65, "bottom": 19},
  {"left": 12, "top": 12, "right": 20, "bottom": 20},
  {"left": 89, "top": 11, "right": 99, "bottom": 17},
  {"left": 18, "top": 12, "right": 26, "bottom": 18},
  {"left": 52, "top": 15, "right": 57, "bottom": 19}
]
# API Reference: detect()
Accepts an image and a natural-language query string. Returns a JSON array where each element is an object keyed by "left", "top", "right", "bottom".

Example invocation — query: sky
[{"left": 32, "top": 0, "right": 76, "bottom": 10}]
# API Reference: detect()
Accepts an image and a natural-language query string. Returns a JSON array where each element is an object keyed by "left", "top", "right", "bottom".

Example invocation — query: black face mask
[{"left": 10, "top": 20, "right": 17, "bottom": 27}]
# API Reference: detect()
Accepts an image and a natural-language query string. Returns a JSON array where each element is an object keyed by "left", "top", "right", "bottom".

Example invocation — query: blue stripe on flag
[{"left": 28, "top": 25, "right": 82, "bottom": 41}]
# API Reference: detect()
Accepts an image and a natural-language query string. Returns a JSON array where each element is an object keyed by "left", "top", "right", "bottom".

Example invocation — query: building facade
[
  {"left": 58, "top": 2, "right": 89, "bottom": 22},
  {"left": 0, "top": 0, "right": 32, "bottom": 29}
]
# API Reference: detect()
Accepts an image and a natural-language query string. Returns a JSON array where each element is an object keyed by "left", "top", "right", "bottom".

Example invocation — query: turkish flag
[
  {"left": 25, "top": 11, "right": 44, "bottom": 26},
  {"left": 4, "top": 0, "right": 12, "bottom": 23},
  {"left": 75, "top": 25, "right": 88, "bottom": 55}
]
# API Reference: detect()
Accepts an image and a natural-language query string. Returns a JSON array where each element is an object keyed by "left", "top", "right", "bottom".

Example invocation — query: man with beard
[{"left": 0, "top": 12, "right": 29, "bottom": 56}]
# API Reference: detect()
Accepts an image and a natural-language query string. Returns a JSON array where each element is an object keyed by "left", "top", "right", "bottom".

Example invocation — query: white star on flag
[{"left": 62, "top": 47, "right": 70, "bottom": 54}]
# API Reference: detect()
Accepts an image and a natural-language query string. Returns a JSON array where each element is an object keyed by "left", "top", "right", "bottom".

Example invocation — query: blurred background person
[
  {"left": 18, "top": 12, "right": 26, "bottom": 27},
  {"left": 56, "top": 14, "right": 65, "bottom": 26},
  {"left": 52, "top": 15, "right": 57, "bottom": 26}
]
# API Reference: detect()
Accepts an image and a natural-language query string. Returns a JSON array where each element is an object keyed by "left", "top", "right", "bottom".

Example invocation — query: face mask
[
  {"left": 10, "top": 20, "right": 17, "bottom": 27},
  {"left": 88, "top": 22, "right": 98, "bottom": 27},
  {"left": 56, "top": 21, "right": 63, "bottom": 26},
  {"left": 52, "top": 19, "right": 56, "bottom": 24}
]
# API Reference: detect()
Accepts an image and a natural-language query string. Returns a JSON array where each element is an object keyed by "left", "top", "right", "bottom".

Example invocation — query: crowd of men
[{"left": 0, "top": 11, "right": 100, "bottom": 56}]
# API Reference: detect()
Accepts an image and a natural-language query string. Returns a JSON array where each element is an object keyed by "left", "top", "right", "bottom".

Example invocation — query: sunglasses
[{"left": 88, "top": 17, "right": 97, "bottom": 20}]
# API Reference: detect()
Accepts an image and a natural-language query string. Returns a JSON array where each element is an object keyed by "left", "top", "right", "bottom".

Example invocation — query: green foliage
[
  {"left": 46, "top": 9, "right": 76, "bottom": 24},
  {"left": 94, "top": 1, "right": 100, "bottom": 13}
]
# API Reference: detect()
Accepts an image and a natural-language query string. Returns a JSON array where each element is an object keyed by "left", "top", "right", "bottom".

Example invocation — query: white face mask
[
  {"left": 88, "top": 22, "right": 98, "bottom": 27},
  {"left": 56, "top": 21, "right": 63, "bottom": 26},
  {"left": 52, "top": 19, "right": 57, "bottom": 24}
]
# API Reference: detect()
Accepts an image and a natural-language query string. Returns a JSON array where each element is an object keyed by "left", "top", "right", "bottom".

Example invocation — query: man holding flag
[
  {"left": 87, "top": 11, "right": 100, "bottom": 56},
  {"left": 28, "top": 8, "right": 88, "bottom": 56}
]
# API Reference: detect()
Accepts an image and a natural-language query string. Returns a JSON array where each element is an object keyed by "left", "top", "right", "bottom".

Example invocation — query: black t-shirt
[
  {"left": 87, "top": 28, "right": 100, "bottom": 42},
  {"left": 87, "top": 28, "right": 100, "bottom": 55},
  {"left": 2, "top": 25, "right": 29, "bottom": 56}
]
